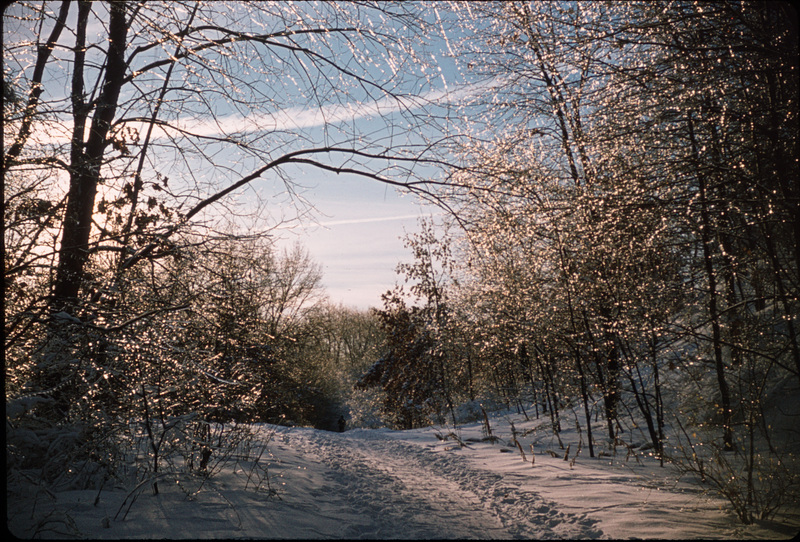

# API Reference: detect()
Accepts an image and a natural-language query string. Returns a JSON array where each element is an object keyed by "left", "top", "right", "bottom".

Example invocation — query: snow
[{"left": 7, "top": 409, "right": 800, "bottom": 540}]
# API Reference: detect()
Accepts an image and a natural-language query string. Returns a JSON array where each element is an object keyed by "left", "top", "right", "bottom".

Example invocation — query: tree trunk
[
  {"left": 52, "top": 2, "right": 129, "bottom": 313},
  {"left": 688, "top": 115, "right": 735, "bottom": 452}
]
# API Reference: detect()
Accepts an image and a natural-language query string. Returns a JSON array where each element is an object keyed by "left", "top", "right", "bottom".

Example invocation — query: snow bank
[{"left": 7, "top": 409, "right": 799, "bottom": 539}]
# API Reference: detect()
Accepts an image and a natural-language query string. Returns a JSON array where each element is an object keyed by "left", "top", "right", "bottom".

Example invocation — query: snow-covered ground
[{"left": 7, "top": 409, "right": 800, "bottom": 540}]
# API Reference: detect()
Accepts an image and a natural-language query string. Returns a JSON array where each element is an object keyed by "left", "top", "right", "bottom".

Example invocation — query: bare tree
[
  {"left": 4, "top": 1, "right": 453, "bottom": 417},
  {"left": 3, "top": 1, "right": 460, "bottom": 494}
]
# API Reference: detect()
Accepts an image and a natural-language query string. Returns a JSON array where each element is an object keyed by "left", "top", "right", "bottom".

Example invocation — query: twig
[{"left": 515, "top": 440, "right": 527, "bottom": 462}]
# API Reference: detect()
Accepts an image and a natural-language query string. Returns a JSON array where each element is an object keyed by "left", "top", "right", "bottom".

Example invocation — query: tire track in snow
[{"left": 281, "top": 427, "right": 603, "bottom": 540}]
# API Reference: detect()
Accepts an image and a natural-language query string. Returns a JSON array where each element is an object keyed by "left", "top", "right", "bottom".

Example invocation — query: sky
[
  {"left": 3, "top": 1, "right": 470, "bottom": 313},
  {"left": 226, "top": 8, "right": 472, "bottom": 312},
  {"left": 151, "top": 4, "right": 469, "bottom": 313},
  {"left": 272, "top": 172, "right": 440, "bottom": 311}
]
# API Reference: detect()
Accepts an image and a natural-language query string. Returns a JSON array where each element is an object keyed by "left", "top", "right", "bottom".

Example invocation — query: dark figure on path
[{"left": 338, "top": 416, "right": 346, "bottom": 432}]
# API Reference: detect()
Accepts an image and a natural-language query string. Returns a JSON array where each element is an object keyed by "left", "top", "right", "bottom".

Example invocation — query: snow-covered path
[
  {"left": 275, "top": 426, "right": 602, "bottom": 539},
  {"left": 8, "top": 416, "right": 799, "bottom": 539}
]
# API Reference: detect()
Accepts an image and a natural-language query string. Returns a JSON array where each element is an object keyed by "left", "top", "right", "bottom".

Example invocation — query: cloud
[
  {"left": 24, "top": 77, "right": 502, "bottom": 149},
  {"left": 169, "top": 78, "right": 503, "bottom": 137},
  {"left": 315, "top": 213, "right": 427, "bottom": 228},
  {"left": 274, "top": 211, "right": 440, "bottom": 231}
]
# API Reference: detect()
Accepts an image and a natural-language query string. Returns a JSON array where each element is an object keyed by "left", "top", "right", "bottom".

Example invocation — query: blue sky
[
  {"left": 275, "top": 175, "right": 438, "bottom": 310},
  {"left": 217, "top": 6, "right": 477, "bottom": 312},
  {"left": 4, "top": 1, "right": 469, "bottom": 311}
]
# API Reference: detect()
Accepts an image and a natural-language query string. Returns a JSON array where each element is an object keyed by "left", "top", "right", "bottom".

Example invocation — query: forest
[{"left": 4, "top": 0, "right": 798, "bottom": 528}]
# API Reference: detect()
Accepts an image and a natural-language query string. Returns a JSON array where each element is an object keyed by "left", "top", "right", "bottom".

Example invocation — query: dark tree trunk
[{"left": 52, "top": 2, "right": 129, "bottom": 313}]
